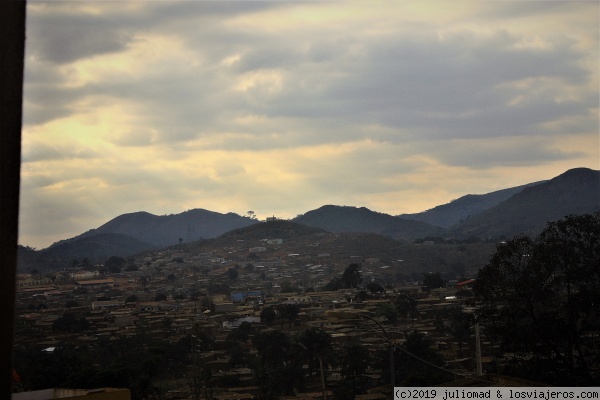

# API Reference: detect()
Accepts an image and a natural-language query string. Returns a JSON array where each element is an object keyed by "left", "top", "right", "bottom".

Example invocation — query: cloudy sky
[{"left": 20, "top": 1, "right": 599, "bottom": 249}]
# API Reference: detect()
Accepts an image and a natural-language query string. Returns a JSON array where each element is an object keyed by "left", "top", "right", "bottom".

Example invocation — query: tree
[
  {"left": 64, "top": 300, "right": 79, "bottom": 308},
  {"left": 253, "top": 330, "right": 304, "bottom": 397},
  {"left": 190, "top": 290, "right": 201, "bottom": 300},
  {"left": 422, "top": 272, "right": 445, "bottom": 289},
  {"left": 339, "top": 343, "right": 369, "bottom": 395},
  {"left": 161, "top": 317, "right": 173, "bottom": 329},
  {"left": 446, "top": 306, "right": 471, "bottom": 358},
  {"left": 260, "top": 307, "right": 276, "bottom": 325},
  {"left": 366, "top": 282, "right": 384, "bottom": 294},
  {"left": 375, "top": 303, "right": 398, "bottom": 324},
  {"left": 226, "top": 343, "right": 249, "bottom": 368},
  {"left": 297, "top": 328, "right": 332, "bottom": 378},
  {"left": 208, "top": 282, "right": 230, "bottom": 294},
  {"left": 325, "top": 277, "right": 342, "bottom": 291},
  {"left": 125, "top": 295, "right": 139, "bottom": 303},
  {"left": 105, "top": 256, "right": 126, "bottom": 274},
  {"left": 354, "top": 290, "right": 372, "bottom": 302},
  {"left": 254, "top": 330, "right": 290, "bottom": 369},
  {"left": 391, "top": 331, "right": 451, "bottom": 386},
  {"left": 474, "top": 212, "right": 600, "bottom": 385},
  {"left": 52, "top": 313, "right": 90, "bottom": 333},
  {"left": 154, "top": 293, "right": 167, "bottom": 302},
  {"left": 278, "top": 304, "right": 300, "bottom": 328},
  {"left": 395, "top": 292, "right": 418, "bottom": 323},
  {"left": 125, "top": 264, "right": 138, "bottom": 272},
  {"left": 280, "top": 281, "right": 296, "bottom": 293},
  {"left": 341, "top": 264, "right": 363, "bottom": 289},
  {"left": 226, "top": 321, "right": 252, "bottom": 344},
  {"left": 226, "top": 267, "right": 238, "bottom": 281}
]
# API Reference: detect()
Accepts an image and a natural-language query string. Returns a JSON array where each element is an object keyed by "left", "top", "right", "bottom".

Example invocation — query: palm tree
[
  {"left": 339, "top": 343, "right": 369, "bottom": 395},
  {"left": 297, "top": 328, "right": 332, "bottom": 378},
  {"left": 395, "top": 292, "right": 418, "bottom": 324},
  {"left": 253, "top": 330, "right": 305, "bottom": 397}
]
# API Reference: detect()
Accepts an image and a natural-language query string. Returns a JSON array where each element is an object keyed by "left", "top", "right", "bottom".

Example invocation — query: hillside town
[
  {"left": 12, "top": 211, "right": 600, "bottom": 400},
  {"left": 13, "top": 229, "right": 494, "bottom": 400}
]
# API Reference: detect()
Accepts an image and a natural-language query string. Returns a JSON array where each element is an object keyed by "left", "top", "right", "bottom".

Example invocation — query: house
[
  {"left": 71, "top": 270, "right": 99, "bottom": 280},
  {"left": 214, "top": 302, "right": 238, "bottom": 313},
  {"left": 283, "top": 296, "right": 312, "bottom": 305},
  {"left": 455, "top": 279, "right": 475, "bottom": 290},
  {"left": 91, "top": 300, "right": 122, "bottom": 311},
  {"left": 222, "top": 316, "right": 260, "bottom": 329},
  {"left": 230, "top": 291, "right": 264, "bottom": 303},
  {"left": 12, "top": 388, "right": 130, "bottom": 399},
  {"left": 75, "top": 279, "right": 114, "bottom": 288},
  {"left": 16, "top": 274, "right": 52, "bottom": 287}
]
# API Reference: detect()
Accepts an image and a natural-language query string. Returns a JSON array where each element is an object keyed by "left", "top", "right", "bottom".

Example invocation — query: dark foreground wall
[{"left": 0, "top": 0, "right": 26, "bottom": 397}]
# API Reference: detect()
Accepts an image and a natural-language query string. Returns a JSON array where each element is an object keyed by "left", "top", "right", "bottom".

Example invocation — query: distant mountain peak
[
  {"left": 294, "top": 204, "right": 443, "bottom": 242},
  {"left": 451, "top": 167, "right": 599, "bottom": 239},
  {"left": 399, "top": 180, "right": 547, "bottom": 228}
]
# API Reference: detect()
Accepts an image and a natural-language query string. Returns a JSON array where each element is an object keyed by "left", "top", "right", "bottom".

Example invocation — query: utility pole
[
  {"left": 475, "top": 321, "right": 483, "bottom": 376},
  {"left": 318, "top": 356, "right": 327, "bottom": 400},
  {"left": 203, "top": 352, "right": 210, "bottom": 400},
  {"left": 192, "top": 335, "right": 211, "bottom": 400},
  {"left": 463, "top": 308, "right": 483, "bottom": 377},
  {"left": 192, "top": 335, "right": 200, "bottom": 400}
]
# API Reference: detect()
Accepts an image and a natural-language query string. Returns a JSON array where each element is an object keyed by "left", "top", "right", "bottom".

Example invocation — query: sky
[{"left": 20, "top": 0, "right": 599, "bottom": 249}]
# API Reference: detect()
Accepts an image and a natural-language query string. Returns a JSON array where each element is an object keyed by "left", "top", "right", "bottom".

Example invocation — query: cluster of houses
[{"left": 14, "top": 235, "right": 490, "bottom": 399}]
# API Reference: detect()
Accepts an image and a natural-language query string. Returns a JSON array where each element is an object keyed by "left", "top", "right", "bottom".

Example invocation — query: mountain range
[
  {"left": 68, "top": 209, "right": 257, "bottom": 248},
  {"left": 19, "top": 167, "right": 599, "bottom": 270}
]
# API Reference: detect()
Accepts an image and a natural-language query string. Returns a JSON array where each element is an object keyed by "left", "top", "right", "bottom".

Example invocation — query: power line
[{"left": 357, "top": 316, "right": 495, "bottom": 385}]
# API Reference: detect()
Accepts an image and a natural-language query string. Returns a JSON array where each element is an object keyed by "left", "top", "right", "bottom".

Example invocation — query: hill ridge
[{"left": 21, "top": 167, "right": 599, "bottom": 271}]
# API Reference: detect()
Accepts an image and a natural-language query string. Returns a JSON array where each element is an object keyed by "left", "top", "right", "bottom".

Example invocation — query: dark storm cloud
[
  {"left": 25, "top": 1, "right": 285, "bottom": 64},
  {"left": 23, "top": 83, "right": 79, "bottom": 125},
  {"left": 424, "top": 138, "right": 586, "bottom": 169},
  {"left": 24, "top": 1, "right": 596, "bottom": 151},
  {"left": 26, "top": 12, "right": 133, "bottom": 64},
  {"left": 261, "top": 30, "right": 592, "bottom": 141}
]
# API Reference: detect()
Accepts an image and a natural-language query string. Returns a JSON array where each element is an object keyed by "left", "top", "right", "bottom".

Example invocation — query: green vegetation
[
  {"left": 326, "top": 263, "right": 364, "bottom": 290},
  {"left": 125, "top": 294, "right": 139, "bottom": 303},
  {"left": 52, "top": 313, "right": 90, "bottom": 333},
  {"left": 475, "top": 212, "right": 600, "bottom": 385},
  {"left": 105, "top": 256, "right": 126, "bottom": 273},
  {"left": 339, "top": 343, "right": 370, "bottom": 394},
  {"left": 13, "top": 334, "right": 189, "bottom": 399},
  {"left": 391, "top": 331, "right": 451, "bottom": 386},
  {"left": 253, "top": 330, "right": 304, "bottom": 397},
  {"left": 422, "top": 272, "right": 445, "bottom": 289}
]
